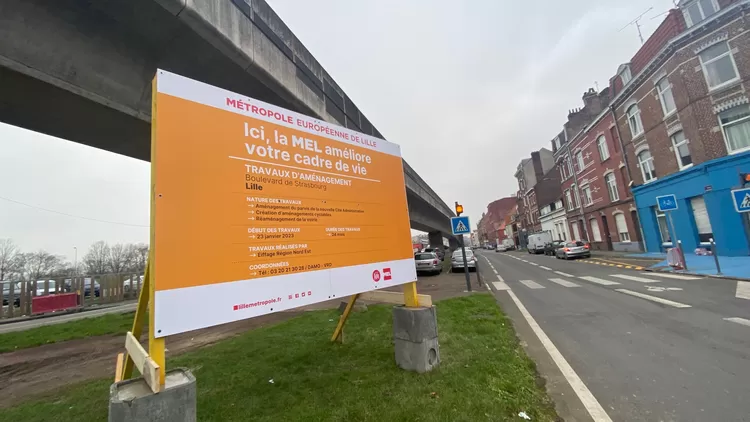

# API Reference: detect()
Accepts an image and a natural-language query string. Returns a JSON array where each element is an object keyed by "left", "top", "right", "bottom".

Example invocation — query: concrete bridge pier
[{"left": 428, "top": 231, "right": 443, "bottom": 249}]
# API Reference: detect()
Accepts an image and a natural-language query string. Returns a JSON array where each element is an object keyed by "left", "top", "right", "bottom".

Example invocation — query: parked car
[
  {"left": 451, "top": 249, "right": 477, "bottom": 272},
  {"left": 423, "top": 247, "right": 445, "bottom": 261},
  {"left": 414, "top": 252, "right": 442, "bottom": 275},
  {"left": 544, "top": 240, "right": 566, "bottom": 256},
  {"left": 527, "top": 232, "right": 553, "bottom": 254},
  {"left": 64, "top": 278, "right": 100, "bottom": 297},
  {"left": 123, "top": 276, "right": 144, "bottom": 293},
  {"left": 555, "top": 241, "right": 591, "bottom": 260},
  {"left": 34, "top": 280, "right": 57, "bottom": 296},
  {"left": 2, "top": 282, "right": 22, "bottom": 306},
  {"left": 502, "top": 238, "right": 515, "bottom": 250},
  {"left": 496, "top": 244, "right": 507, "bottom": 252}
]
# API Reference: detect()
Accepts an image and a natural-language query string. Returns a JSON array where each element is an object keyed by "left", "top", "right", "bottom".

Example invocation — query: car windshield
[{"left": 415, "top": 253, "right": 435, "bottom": 260}]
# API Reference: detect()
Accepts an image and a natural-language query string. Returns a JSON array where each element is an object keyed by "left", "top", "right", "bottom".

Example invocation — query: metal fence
[{"left": 0, "top": 273, "right": 144, "bottom": 320}]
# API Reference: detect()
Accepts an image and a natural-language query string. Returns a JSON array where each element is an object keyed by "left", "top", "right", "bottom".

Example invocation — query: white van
[{"left": 527, "top": 232, "right": 552, "bottom": 254}]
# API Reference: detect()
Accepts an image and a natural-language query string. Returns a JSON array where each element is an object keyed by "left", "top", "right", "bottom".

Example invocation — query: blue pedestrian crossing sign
[
  {"left": 732, "top": 187, "right": 750, "bottom": 213},
  {"left": 656, "top": 194, "right": 678, "bottom": 212},
  {"left": 451, "top": 216, "right": 471, "bottom": 235}
]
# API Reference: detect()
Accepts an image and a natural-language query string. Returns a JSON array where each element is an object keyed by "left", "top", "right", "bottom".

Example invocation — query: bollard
[
  {"left": 677, "top": 240, "right": 689, "bottom": 271},
  {"left": 710, "top": 238, "right": 722, "bottom": 275},
  {"left": 475, "top": 257, "right": 482, "bottom": 287}
]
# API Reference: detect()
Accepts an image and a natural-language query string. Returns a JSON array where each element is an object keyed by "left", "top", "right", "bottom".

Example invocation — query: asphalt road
[
  {"left": 0, "top": 302, "right": 136, "bottom": 334},
  {"left": 476, "top": 249, "right": 750, "bottom": 422}
]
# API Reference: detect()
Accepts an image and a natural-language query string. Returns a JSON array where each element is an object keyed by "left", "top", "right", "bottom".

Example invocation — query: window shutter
[
  {"left": 690, "top": 197, "right": 713, "bottom": 234},
  {"left": 590, "top": 219, "right": 602, "bottom": 242},
  {"left": 615, "top": 214, "right": 628, "bottom": 234}
]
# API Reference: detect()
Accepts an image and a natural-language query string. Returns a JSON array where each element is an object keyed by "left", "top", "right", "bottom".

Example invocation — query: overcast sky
[{"left": 0, "top": 0, "right": 676, "bottom": 261}]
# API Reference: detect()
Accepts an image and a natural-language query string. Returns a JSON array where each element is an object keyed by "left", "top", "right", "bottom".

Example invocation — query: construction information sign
[{"left": 151, "top": 70, "right": 415, "bottom": 337}]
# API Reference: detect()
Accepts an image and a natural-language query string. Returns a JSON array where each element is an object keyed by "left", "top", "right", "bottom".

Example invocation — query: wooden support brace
[
  {"left": 114, "top": 353, "right": 124, "bottom": 383},
  {"left": 124, "top": 332, "right": 162, "bottom": 393},
  {"left": 360, "top": 290, "right": 432, "bottom": 307},
  {"left": 331, "top": 293, "right": 360, "bottom": 343},
  {"left": 403, "top": 281, "right": 420, "bottom": 307}
]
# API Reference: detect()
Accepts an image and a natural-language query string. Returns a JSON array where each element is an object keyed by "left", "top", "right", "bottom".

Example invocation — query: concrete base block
[
  {"left": 393, "top": 306, "right": 440, "bottom": 373},
  {"left": 109, "top": 368, "right": 196, "bottom": 422}
]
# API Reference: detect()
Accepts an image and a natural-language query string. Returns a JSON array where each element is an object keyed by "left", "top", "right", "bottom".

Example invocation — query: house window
[
  {"left": 671, "top": 131, "right": 693, "bottom": 169},
  {"left": 575, "top": 151, "right": 585, "bottom": 171},
  {"left": 656, "top": 77, "right": 676, "bottom": 116},
  {"left": 655, "top": 208, "right": 671, "bottom": 245},
  {"left": 637, "top": 149, "right": 657, "bottom": 183},
  {"left": 582, "top": 186, "right": 593, "bottom": 206},
  {"left": 627, "top": 104, "right": 644, "bottom": 138},
  {"left": 719, "top": 105, "right": 750, "bottom": 154},
  {"left": 690, "top": 196, "right": 714, "bottom": 243},
  {"left": 683, "top": 0, "right": 719, "bottom": 27},
  {"left": 614, "top": 213, "right": 630, "bottom": 242},
  {"left": 565, "top": 190, "right": 573, "bottom": 211},
  {"left": 597, "top": 136, "right": 610, "bottom": 161},
  {"left": 699, "top": 42, "right": 739, "bottom": 90},
  {"left": 605, "top": 173, "right": 619, "bottom": 202},
  {"left": 565, "top": 157, "right": 573, "bottom": 177},
  {"left": 590, "top": 218, "right": 602, "bottom": 242},
  {"left": 620, "top": 66, "right": 632, "bottom": 85},
  {"left": 571, "top": 222, "right": 581, "bottom": 241}
]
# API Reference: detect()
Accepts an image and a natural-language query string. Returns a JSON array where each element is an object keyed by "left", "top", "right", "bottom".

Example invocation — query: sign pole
[
  {"left": 459, "top": 236, "right": 471, "bottom": 292},
  {"left": 666, "top": 211, "right": 687, "bottom": 271}
]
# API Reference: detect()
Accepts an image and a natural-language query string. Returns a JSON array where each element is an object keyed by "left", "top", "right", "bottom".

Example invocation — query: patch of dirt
[{"left": 0, "top": 311, "right": 303, "bottom": 408}]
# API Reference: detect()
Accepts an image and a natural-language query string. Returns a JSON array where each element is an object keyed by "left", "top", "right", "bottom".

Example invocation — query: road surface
[
  {"left": 477, "top": 249, "right": 750, "bottom": 422},
  {"left": 0, "top": 302, "right": 136, "bottom": 334}
]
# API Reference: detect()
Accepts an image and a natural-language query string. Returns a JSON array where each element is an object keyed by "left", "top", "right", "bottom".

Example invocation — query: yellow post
[
  {"left": 403, "top": 281, "right": 420, "bottom": 307},
  {"left": 146, "top": 74, "right": 165, "bottom": 387},
  {"left": 331, "top": 293, "right": 360, "bottom": 343}
]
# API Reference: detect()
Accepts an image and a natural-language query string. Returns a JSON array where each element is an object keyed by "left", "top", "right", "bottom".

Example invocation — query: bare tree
[
  {"left": 131, "top": 243, "right": 149, "bottom": 272},
  {"left": 108, "top": 243, "right": 130, "bottom": 273},
  {"left": 20, "top": 251, "right": 63, "bottom": 281},
  {"left": 0, "top": 238, "right": 19, "bottom": 281},
  {"left": 83, "top": 241, "right": 110, "bottom": 274}
]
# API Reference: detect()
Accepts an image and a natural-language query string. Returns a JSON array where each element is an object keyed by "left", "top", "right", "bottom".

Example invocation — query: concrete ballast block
[
  {"left": 392, "top": 306, "right": 440, "bottom": 373},
  {"left": 109, "top": 368, "right": 196, "bottom": 422}
]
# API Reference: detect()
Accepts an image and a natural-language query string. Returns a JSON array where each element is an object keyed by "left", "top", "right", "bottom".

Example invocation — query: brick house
[
  {"left": 514, "top": 148, "right": 555, "bottom": 239},
  {"left": 613, "top": 0, "right": 750, "bottom": 255}
]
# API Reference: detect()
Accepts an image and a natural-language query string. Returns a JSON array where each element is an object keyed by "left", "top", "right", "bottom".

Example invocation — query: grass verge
[
  {"left": 0, "top": 312, "right": 137, "bottom": 353},
  {"left": 3, "top": 294, "right": 558, "bottom": 421}
]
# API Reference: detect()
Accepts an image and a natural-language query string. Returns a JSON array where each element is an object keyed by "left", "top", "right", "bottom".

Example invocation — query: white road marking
[
  {"left": 505, "top": 290, "right": 613, "bottom": 422},
  {"left": 549, "top": 278, "right": 580, "bottom": 288},
  {"left": 554, "top": 271, "right": 574, "bottom": 278},
  {"left": 519, "top": 279, "right": 545, "bottom": 289},
  {"left": 521, "top": 259, "right": 529, "bottom": 263},
  {"left": 579, "top": 276, "right": 620, "bottom": 286},
  {"left": 492, "top": 269, "right": 499, "bottom": 274},
  {"left": 492, "top": 281, "right": 510, "bottom": 290},
  {"left": 539, "top": 266, "right": 552, "bottom": 270},
  {"left": 614, "top": 289, "right": 691, "bottom": 308},
  {"left": 497, "top": 275, "right": 505, "bottom": 282},
  {"left": 646, "top": 286, "right": 683, "bottom": 292},
  {"left": 529, "top": 262, "right": 539, "bottom": 266},
  {"left": 736, "top": 281, "right": 750, "bottom": 300},
  {"left": 644, "top": 272, "right": 701, "bottom": 280},
  {"left": 610, "top": 274, "right": 661, "bottom": 283},
  {"left": 485, "top": 282, "right": 492, "bottom": 291},
  {"left": 724, "top": 317, "right": 750, "bottom": 327}
]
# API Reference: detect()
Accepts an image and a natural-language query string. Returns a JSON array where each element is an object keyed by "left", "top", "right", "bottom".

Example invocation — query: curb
[
  {"left": 642, "top": 267, "right": 750, "bottom": 282},
  {"left": 576, "top": 259, "right": 644, "bottom": 270}
]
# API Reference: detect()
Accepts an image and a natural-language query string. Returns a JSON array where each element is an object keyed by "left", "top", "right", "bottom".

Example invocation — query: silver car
[
  {"left": 414, "top": 252, "right": 442, "bottom": 275},
  {"left": 555, "top": 241, "right": 591, "bottom": 260},
  {"left": 451, "top": 249, "right": 477, "bottom": 272}
]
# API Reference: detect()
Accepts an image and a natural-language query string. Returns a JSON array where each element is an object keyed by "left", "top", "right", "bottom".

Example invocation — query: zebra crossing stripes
[
  {"left": 610, "top": 274, "right": 661, "bottom": 283},
  {"left": 578, "top": 276, "right": 620, "bottom": 286},
  {"left": 548, "top": 278, "right": 580, "bottom": 287},
  {"left": 519, "top": 280, "right": 545, "bottom": 289}
]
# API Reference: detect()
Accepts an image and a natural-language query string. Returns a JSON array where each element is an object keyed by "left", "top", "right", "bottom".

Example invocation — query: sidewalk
[{"left": 648, "top": 253, "right": 750, "bottom": 280}]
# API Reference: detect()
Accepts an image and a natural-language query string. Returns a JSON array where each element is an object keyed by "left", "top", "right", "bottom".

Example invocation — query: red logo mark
[
  {"left": 372, "top": 270, "right": 381, "bottom": 282},
  {"left": 233, "top": 305, "right": 239, "bottom": 311},
  {"left": 383, "top": 268, "right": 392, "bottom": 281}
]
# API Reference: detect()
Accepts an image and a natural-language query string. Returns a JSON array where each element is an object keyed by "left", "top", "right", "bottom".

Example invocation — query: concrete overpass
[{"left": 0, "top": 0, "right": 456, "bottom": 245}]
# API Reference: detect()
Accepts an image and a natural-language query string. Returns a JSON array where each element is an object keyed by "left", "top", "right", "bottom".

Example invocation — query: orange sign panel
[{"left": 152, "top": 70, "right": 415, "bottom": 336}]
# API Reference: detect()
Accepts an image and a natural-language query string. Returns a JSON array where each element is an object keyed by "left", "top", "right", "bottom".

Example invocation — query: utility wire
[{"left": 0, "top": 195, "right": 149, "bottom": 228}]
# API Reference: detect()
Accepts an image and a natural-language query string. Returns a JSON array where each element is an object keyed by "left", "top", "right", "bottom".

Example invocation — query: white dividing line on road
[
  {"left": 492, "top": 281, "right": 511, "bottom": 290},
  {"left": 519, "top": 279, "right": 545, "bottom": 289},
  {"left": 610, "top": 274, "right": 661, "bottom": 283},
  {"left": 554, "top": 271, "right": 574, "bottom": 278},
  {"left": 578, "top": 276, "right": 620, "bottom": 286},
  {"left": 521, "top": 259, "right": 529, "bottom": 263},
  {"left": 644, "top": 272, "right": 702, "bottom": 280},
  {"left": 497, "top": 274, "right": 505, "bottom": 282},
  {"left": 724, "top": 317, "right": 750, "bottom": 327},
  {"left": 485, "top": 282, "right": 492, "bottom": 291},
  {"left": 505, "top": 290, "right": 613, "bottom": 422},
  {"left": 548, "top": 278, "right": 580, "bottom": 288},
  {"left": 614, "top": 289, "right": 692, "bottom": 308},
  {"left": 529, "top": 262, "right": 539, "bottom": 266},
  {"left": 736, "top": 281, "right": 750, "bottom": 300},
  {"left": 539, "top": 266, "right": 552, "bottom": 270}
]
